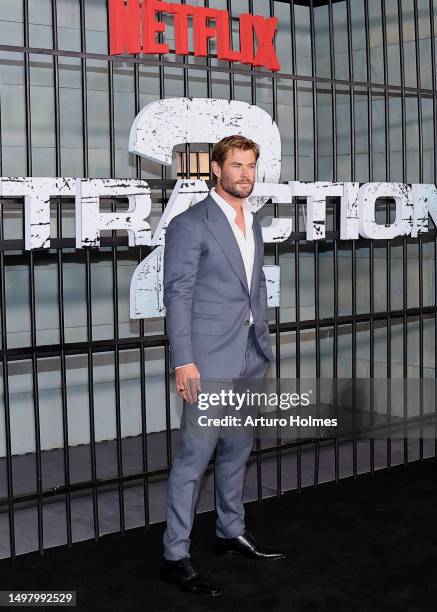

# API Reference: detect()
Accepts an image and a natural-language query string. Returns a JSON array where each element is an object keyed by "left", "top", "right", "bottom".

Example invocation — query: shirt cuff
[{"left": 175, "top": 362, "right": 195, "bottom": 369}]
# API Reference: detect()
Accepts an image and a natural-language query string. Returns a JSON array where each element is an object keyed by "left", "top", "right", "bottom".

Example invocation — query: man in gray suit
[{"left": 160, "top": 136, "right": 286, "bottom": 597}]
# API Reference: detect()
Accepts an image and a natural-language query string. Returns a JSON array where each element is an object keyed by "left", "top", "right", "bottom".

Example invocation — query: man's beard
[{"left": 219, "top": 174, "right": 255, "bottom": 199}]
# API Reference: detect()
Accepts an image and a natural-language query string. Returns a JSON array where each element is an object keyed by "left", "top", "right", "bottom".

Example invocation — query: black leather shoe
[
  {"left": 159, "top": 557, "right": 222, "bottom": 597},
  {"left": 216, "top": 530, "right": 286, "bottom": 560}
]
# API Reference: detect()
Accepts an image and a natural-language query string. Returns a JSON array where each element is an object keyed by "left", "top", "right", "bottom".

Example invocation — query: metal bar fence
[{"left": 0, "top": 0, "right": 435, "bottom": 559}]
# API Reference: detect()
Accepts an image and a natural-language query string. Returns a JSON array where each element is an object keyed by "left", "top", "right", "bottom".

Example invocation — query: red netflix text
[{"left": 109, "top": 0, "right": 281, "bottom": 72}]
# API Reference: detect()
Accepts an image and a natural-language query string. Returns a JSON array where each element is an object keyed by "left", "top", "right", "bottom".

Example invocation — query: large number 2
[{"left": 129, "top": 98, "right": 292, "bottom": 319}]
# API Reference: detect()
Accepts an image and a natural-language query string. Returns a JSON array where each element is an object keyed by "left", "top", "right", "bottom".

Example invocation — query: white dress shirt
[
  {"left": 209, "top": 187, "right": 255, "bottom": 323},
  {"left": 175, "top": 187, "right": 255, "bottom": 370}
]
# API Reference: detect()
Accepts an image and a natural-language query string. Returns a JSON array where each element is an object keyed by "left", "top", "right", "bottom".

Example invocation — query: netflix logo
[{"left": 109, "top": 0, "right": 281, "bottom": 71}]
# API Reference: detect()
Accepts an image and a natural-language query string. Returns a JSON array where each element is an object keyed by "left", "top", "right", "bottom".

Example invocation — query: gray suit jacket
[{"left": 163, "top": 194, "right": 274, "bottom": 379}]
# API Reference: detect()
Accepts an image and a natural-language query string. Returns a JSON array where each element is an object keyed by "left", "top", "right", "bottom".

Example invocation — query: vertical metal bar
[
  {"left": 247, "top": 3, "right": 263, "bottom": 502},
  {"left": 79, "top": 0, "right": 88, "bottom": 176},
  {"left": 348, "top": 84, "right": 354, "bottom": 172},
  {"left": 107, "top": 52, "right": 116, "bottom": 179},
  {"left": 0, "top": 365, "right": 14, "bottom": 558},
  {"left": 85, "top": 247, "right": 99, "bottom": 541},
  {"left": 382, "top": 0, "right": 390, "bottom": 182},
  {"left": 132, "top": 50, "right": 141, "bottom": 181},
  {"left": 397, "top": 0, "right": 409, "bottom": 466},
  {"left": 369, "top": 233, "right": 375, "bottom": 477},
  {"left": 328, "top": 0, "right": 336, "bottom": 180},
  {"left": 382, "top": 0, "right": 392, "bottom": 471},
  {"left": 429, "top": 0, "right": 437, "bottom": 458},
  {"left": 428, "top": 1, "right": 435, "bottom": 112},
  {"left": 224, "top": 0, "right": 234, "bottom": 103},
  {"left": 418, "top": 234, "right": 424, "bottom": 459},
  {"left": 204, "top": 0, "right": 218, "bottom": 512},
  {"left": 204, "top": 0, "right": 213, "bottom": 183},
  {"left": 333, "top": 239, "right": 339, "bottom": 483},
  {"left": 310, "top": 0, "right": 318, "bottom": 182},
  {"left": 347, "top": 0, "right": 364, "bottom": 473},
  {"left": 28, "top": 250, "right": 44, "bottom": 554},
  {"left": 402, "top": 248, "right": 408, "bottom": 469},
  {"left": 140, "top": 348, "right": 151, "bottom": 529},
  {"left": 364, "top": 0, "right": 372, "bottom": 182},
  {"left": 413, "top": 0, "right": 422, "bottom": 87},
  {"left": 365, "top": 0, "right": 375, "bottom": 470},
  {"left": 0, "top": 204, "right": 15, "bottom": 557},
  {"left": 435, "top": 233, "right": 437, "bottom": 457},
  {"left": 386, "top": 232, "right": 392, "bottom": 470},
  {"left": 52, "top": 0, "right": 72, "bottom": 550},
  {"left": 330, "top": 0, "right": 344, "bottom": 482},
  {"left": 290, "top": 0, "right": 298, "bottom": 182},
  {"left": 309, "top": 0, "right": 319, "bottom": 489},
  {"left": 398, "top": 0, "right": 407, "bottom": 172},
  {"left": 132, "top": 49, "right": 152, "bottom": 524},
  {"left": 157, "top": 13, "right": 173, "bottom": 479},
  {"left": 364, "top": 0, "right": 377, "bottom": 474},
  {"left": 129, "top": 27, "right": 149, "bottom": 528},
  {"left": 430, "top": 0, "right": 437, "bottom": 189},
  {"left": 310, "top": 0, "right": 325, "bottom": 493},
  {"left": 79, "top": 0, "right": 99, "bottom": 541},
  {"left": 0, "top": 49, "right": 2, "bottom": 174},
  {"left": 314, "top": 240, "right": 320, "bottom": 487},
  {"left": 105, "top": 5, "right": 125, "bottom": 535},
  {"left": 328, "top": 0, "right": 334, "bottom": 78},
  {"left": 288, "top": 0, "right": 301, "bottom": 489},
  {"left": 346, "top": 0, "right": 354, "bottom": 81},
  {"left": 387, "top": 0, "right": 406, "bottom": 467},
  {"left": 328, "top": 0, "right": 337, "bottom": 362},
  {"left": 413, "top": 0, "right": 424, "bottom": 461},
  {"left": 23, "top": 0, "right": 32, "bottom": 176},
  {"left": 182, "top": 0, "right": 190, "bottom": 179},
  {"left": 112, "top": 227, "right": 125, "bottom": 534},
  {"left": 56, "top": 239, "right": 72, "bottom": 548},
  {"left": 52, "top": 0, "right": 61, "bottom": 175},
  {"left": 23, "top": 0, "right": 44, "bottom": 554},
  {"left": 295, "top": 200, "right": 301, "bottom": 493},
  {"left": 270, "top": 0, "right": 282, "bottom": 497},
  {"left": 351, "top": 243, "right": 357, "bottom": 479}
]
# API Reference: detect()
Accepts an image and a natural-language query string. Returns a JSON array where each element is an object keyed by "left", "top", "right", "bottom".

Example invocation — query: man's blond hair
[{"left": 211, "top": 135, "right": 260, "bottom": 176}]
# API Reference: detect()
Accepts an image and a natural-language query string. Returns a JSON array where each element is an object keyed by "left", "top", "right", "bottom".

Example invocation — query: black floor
[{"left": 0, "top": 457, "right": 436, "bottom": 612}]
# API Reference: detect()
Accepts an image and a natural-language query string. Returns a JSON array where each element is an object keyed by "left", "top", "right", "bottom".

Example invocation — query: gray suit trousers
[{"left": 163, "top": 326, "right": 270, "bottom": 560}]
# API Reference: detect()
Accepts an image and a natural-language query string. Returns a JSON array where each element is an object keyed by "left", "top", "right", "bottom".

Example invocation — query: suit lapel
[
  {"left": 204, "top": 195, "right": 254, "bottom": 294},
  {"left": 202, "top": 195, "right": 264, "bottom": 297},
  {"left": 250, "top": 217, "right": 262, "bottom": 299}
]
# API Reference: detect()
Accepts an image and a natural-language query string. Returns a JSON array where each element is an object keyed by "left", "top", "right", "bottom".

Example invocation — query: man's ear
[{"left": 211, "top": 160, "right": 221, "bottom": 180}]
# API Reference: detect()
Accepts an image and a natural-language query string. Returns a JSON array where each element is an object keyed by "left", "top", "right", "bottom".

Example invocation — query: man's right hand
[{"left": 175, "top": 363, "right": 201, "bottom": 405}]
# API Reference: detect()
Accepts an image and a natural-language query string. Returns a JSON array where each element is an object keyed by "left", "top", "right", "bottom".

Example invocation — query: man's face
[{"left": 212, "top": 148, "right": 257, "bottom": 199}]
